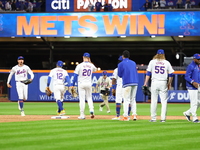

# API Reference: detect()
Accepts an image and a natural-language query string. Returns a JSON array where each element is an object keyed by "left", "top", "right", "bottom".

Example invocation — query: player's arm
[
  {"left": 167, "top": 73, "right": 174, "bottom": 90},
  {"left": 27, "top": 66, "right": 34, "bottom": 81},
  {"left": 7, "top": 69, "right": 15, "bottom": 88},
  {"left": 64, "top": 76, "right": 71, "bottom": 87},
  {"left": 47, "top": 76, "right": 51, "bottom": 87},
  {"left": 184, "top": 65, "right": 198, "bottom": 88},
  {"left": 143, "top": 71, "right": 151, "bottom": 86}
]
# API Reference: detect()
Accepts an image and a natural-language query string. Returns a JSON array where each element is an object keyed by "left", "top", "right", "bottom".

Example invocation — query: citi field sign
[
  {"left": 46, "top": 0, "right": 131, "bottom": 12},
  {"left": 0, "top": 11, "right": 199, "bottom": 37}
]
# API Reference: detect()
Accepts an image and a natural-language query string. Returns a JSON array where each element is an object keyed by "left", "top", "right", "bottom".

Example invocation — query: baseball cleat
[
  {"left": 160, "top": 120, "right": 166, "bottom": 122},
  {"left": 193, "top": 119, "right": 200, "bottom": 123},
  {"left": 133, "top": 115, "right": 137, "bottom": 121},
  {"left": 120, "top": 117, "right": 129, "bottom": 121},
  {"left": 99, "top": 106, "right": 103, "bottom": 111},
  {"left": 60, "top": 110, "right": 66, "bottom": 116},
  {"left": 112, "top": 117, "right": 120, "bottom": 120},
  {"left": 107, "top": 110, "right": 110, "bottom": 113},
  {"left": 90, "top": 112, "right": 95, "bottom": 119},
  {"left": 21, "top": 110, "right": 25, "bottom": 116},
  {"left": 183, "top": 112, "right": 191, "bottom": 122},
  {"left": 78, "top": 116, "right": 85, "bottom": 120},
  {"left": 149, "top": 120, "right": 156, "bottom": 122}
]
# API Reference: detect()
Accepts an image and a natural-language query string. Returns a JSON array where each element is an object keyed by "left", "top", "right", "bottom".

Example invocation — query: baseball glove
[
  {"left": 142, "top": 86, "right": 151, "bottom": 96},
  {"left": 105, "top": 88, "right": 111, "bottom": 96},
  {"left": 71, "top": 88, "right": 78, "bottom": 98},
  {"left": 21, "top": 79, "right": 32, "bottom": 85},
  {"left": 45, "top": 87, "right": 52, "bottom": 96}
]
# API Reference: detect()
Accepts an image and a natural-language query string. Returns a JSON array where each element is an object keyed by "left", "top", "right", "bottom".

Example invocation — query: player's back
[
  {"left": 75, "top": 62, "right": 97, "bottom": 83},
  {"left": 50, "top": 68, "right": 68, "bottom": 85},
  {"left": 148, "top": 59, "right": 174, "bottom": 81}
]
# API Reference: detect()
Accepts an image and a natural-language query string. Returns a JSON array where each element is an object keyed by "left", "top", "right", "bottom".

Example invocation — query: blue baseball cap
[
  {"left": 57, "top": 60, "right": 63, "bottom": 67},
  {"left": 157, "top": 49, "right": 164, "bottom": 54},
  {"left": 83, "top": 52, "right": 90, "bottom": 57},
  {"left": 193, "top": 53, "right": 200, "bottom": 59},
  {"left": 118, "top": 56, "right": 123, "bottom": 61},
  {"left": 102, "top": 71, "right": 107, "bottom": 76},
  {"left": 18, "top": 56, "right": 24, "bottom": 60}
]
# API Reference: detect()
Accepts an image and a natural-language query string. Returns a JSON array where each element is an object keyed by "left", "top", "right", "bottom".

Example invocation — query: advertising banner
[
  {"left": 0, "top": 11, "right": 199, "bottom": 37},
  {"left": 46, "top": 0, "right": 74, "bottom": 12}
]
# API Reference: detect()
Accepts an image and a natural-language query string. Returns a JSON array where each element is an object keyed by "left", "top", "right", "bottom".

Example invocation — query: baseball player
[
  {"left": 96, "top": 71, "right": 112, "bottom": 113},
  {"left": 112, "top": 56, "right": 137, "bottom": 120},
  {"left": 118, "top": 50, "right": 139, "bottom": 121},
  {"left": 183, "top": 53, "right": 200, "bottom": 123},
  {"left": 7, "top": 56, "right": 34, "bottom": 116},
  {"left": 71, "top": 52, "right": 97, "bottom": 119},
  {"left": 47, "top": 60, "right": 70, "bottom": 116},
  {"left": 143, "top": 49, "right": 174, "bottom": 122}
]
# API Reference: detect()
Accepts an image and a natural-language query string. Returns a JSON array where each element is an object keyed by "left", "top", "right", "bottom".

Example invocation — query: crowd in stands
[
  {"left": 88, "top": 1, "right": 113, "bottom": 12},
  {"left": 0, "top": 0, "right": 44, "bottom": 12},
  {"left": 143, "top": 0, "right": 200, "bottom": 10}
]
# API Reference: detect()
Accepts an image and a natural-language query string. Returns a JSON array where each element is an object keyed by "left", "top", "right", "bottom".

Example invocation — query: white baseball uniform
[
  {"left": 113, "top": 68, "right": 137, "bottom": 115},
  {"left": 147, "top": 59, "right": 174, "bottom": 120},
  {"left": 7, "top": 64, "right": 34, "bottom": 100},
  {"left": 74, "top": 61, "right": 97, "bottom": 118},
  {"left": 48, "top": 67, "right": 69, "bottom": 101}
]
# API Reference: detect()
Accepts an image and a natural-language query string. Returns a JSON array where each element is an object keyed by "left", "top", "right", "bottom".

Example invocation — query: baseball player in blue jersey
[
  {"left": 71, "top": 52, "right": 97, "bottom": 119},
  {"left": 47, "top": 60, "right": 70, "bottom": 116},
  {"left": 118, "top": 50, "right": 139, "bottom": 121},
  {"left": 183, "top": 53, "right": 200, "bottom": 123},
  {"left": 112, "top": 56, "right": 136, "bottom": 120},
  {"left": 7, "top": 56, "right": 34, "bottom": 116},
  {"left": 143, "top": 49, "right": 174, "bottom": 122}
]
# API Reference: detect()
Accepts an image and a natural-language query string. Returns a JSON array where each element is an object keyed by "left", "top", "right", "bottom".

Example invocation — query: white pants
[
  {"left": 115, "top": 85, "right": 123, "bottom": 103},
  {"left": 78, "top": 82, "right": 94, "bottom": 117},
  {"left": 151, "top": 80, "right": 168, "bottom": 121},
  {"left": 185, "top": 89, "right": 200, "bottom": 121},
  {"left": 16, "top": 82, "right": 28, "bottom": 100},
  {"left": 122, "top": 85, "right": 137, "bottom": 117},
  {"left": 53, "top": 85, "right": 65, "bottom": 102}
]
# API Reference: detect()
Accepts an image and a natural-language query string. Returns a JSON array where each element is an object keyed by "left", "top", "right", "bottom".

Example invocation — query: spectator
[
  {"left": 176, "top": 0, "right": 183, "bottom": 8},
  {"left": 143, "top": 0, "right": 151, "bottom": 11},
  {"left": 19, "top": 1, "right": 27, "bottom": 11},
  {"left": 108, "top": 3, "right": 113, "bottom": 11},
  {"left": 103, "top": 2, "right": 108, "bottom": 11},
  {"left": 27, "top": 0, "right": 33, "bottom": 12},
  {"left": 95, "top": 0, "right": 102, "bottom": 12},
  {"left": 185, "top": 0, "right": 191, "bottom": 9},
  {"left": 11, "top": 0, "right": 17, "bottom": 11},
  {"left": 0, "top": 1, "right": 4, "bottom": 10},
  {"left": 152, "top": 0, "right": 160, "bottom": 9},
  {"left": 160, "top": 0, "right": 166, "bottom": 9},
  {"left": 87, "top": 2, "right": 94, "bottom": 12},
  {"left": 5, "top": 1, "right": 11, "bottom": 11}
]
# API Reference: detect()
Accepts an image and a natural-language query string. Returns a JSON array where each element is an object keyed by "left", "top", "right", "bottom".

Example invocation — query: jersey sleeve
[
  {"left": 27, "top": 66, "right": 34, "bottom": 79},
  {"left": 112, "top": 68, "right": 118, "bottom": 79},
  {"left": 146, "top": 60, "right": 153, "bottom": 72},
  {"left": 167, "top": 61, "right": 175, "bottom": 74},
  {"left": 7, "top": 67, "right": 15, "bottom": 84}
]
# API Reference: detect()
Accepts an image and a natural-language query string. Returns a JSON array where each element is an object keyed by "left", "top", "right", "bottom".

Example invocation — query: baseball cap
[
  {"left": 118, "top": 56, "right": 123, "bottom": 61},
  {"left": 157, "top": 49, "right": 164, "bottom": 54},
  {"left": 193, "top": 53, "right": 200, "bottom": 59},
  {"left": 102, "top": 71, "right": 107, "bottom": 76},
  {"left": 83, "top": 52, "right": 90, "bottom": 57},
  {"left": 57, "top": 60, "right": 63, "bottom": 67},
  {"left": 18, "top": 56, "right": 24, "bottom": 60}
]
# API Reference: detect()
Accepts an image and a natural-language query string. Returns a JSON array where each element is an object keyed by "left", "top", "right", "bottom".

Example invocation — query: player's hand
[
  {"left": 192, "top": 82, "right": 199, "bottom": 89},
  {"left": 7, "top": 83, "right": 12, "bottom": 88}
]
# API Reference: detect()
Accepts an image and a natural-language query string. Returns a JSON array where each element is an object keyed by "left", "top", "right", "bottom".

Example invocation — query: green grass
[{"left": 0, "top": 102, "right": 199, "bottom": 150}]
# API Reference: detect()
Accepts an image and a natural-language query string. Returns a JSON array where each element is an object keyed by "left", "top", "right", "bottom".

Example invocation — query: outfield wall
[{"left": 0, "top": 70, "right": 190, "bottom": 103}]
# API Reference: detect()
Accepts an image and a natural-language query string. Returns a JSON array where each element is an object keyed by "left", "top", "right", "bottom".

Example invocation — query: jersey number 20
[{"left": 82, "top": 69, "right": 91, "bottom": 76}]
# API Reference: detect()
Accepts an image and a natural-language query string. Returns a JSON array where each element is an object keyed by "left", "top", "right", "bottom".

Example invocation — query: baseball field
[{"left": 0, "top": 102, "right": 200, "bottom": 150}]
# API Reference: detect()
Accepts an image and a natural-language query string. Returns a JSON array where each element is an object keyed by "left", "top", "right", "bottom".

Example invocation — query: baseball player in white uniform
[
  {"left": 71, "top": 52, "right": 97, "bottom": 119},
  {"left": 7, "top": 56, "right": 34, "bottom": 116},
  {"left": 112, "top": 56, "right": 137, "bottom": 120},
  {"left": 47, "top": 60, "right": 70, "bottom": 116},
  {"left": 143, "top": 49, "right": 174, "bottom": 122}
]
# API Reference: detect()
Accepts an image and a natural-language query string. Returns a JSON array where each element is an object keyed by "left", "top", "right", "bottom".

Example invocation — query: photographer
[{"left": 96, "top": 71, "right": 112, "bottom": 113}]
